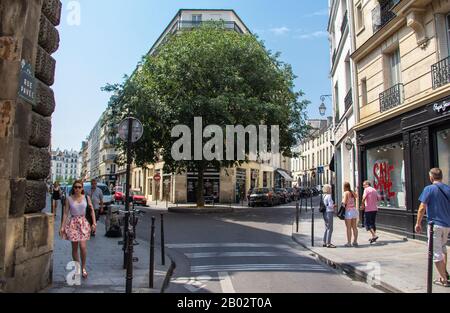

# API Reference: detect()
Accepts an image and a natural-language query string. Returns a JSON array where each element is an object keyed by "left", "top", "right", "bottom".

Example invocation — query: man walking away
[
  {"left": 361, "top": 181, "right": 379, "bottom": 244},
  {"left": 415, "top": 168, "right": 450, "bottom": 287},
  {"left": 89, "top": 179, "right": 104, "bottom": 237}
]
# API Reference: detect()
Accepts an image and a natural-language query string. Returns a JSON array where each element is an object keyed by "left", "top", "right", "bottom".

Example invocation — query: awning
[
  {"left": 329, "top": 154, "right": 335, "bottom": 172},
  {"left": 276, "top": 169, "right": 293, "bottom": 182}
]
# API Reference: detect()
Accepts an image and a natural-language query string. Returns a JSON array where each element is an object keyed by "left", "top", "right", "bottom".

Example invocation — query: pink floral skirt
[{"left": 63, "top": 216, "right": 91, "bottom": 242}]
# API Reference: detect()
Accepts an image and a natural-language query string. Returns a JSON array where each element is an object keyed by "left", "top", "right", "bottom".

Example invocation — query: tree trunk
[{"left": 196, "top": 165, "right": 205, "bottom": 208}]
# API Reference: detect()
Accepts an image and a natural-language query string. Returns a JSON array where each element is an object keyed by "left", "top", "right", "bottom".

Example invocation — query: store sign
[
  {"left": 373, "top": 162, "right": 396, "bottom": 199},
  {"left": 18, "top": 60, "right": 36, "bottom": 105},
  {"left": 433, "top": 100, "right": 450, "bottom": 114}
]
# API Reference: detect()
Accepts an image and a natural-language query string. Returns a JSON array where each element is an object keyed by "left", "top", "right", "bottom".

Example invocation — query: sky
[{"left": 52, "top": 0, "right": 331, "bottom": 151}]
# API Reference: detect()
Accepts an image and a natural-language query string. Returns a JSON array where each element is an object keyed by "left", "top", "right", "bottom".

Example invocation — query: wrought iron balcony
[
  {"left": 341, "top": 11, "right": 348, "bottom": 35},
  {"left": 379, "top": 83, "right": 404, "bottom": 112},
  {"left": 372, "top": 0, "right": 400, "bottom": 33},
  {"left": 176, "top": 20, "right": 244, "bottom": 34},
  {"left": 344, "top": 88, "right": 353, "bottom": 112},
  {"left": 432, "top": 56, "right": 450, "bottom": 89}
]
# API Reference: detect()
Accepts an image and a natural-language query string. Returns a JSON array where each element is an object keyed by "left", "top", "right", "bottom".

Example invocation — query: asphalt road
[{"left": 132, "top": 199, "right": 381, "bottom": 294}]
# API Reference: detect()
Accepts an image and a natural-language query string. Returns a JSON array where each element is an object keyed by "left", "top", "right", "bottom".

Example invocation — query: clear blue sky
[{"left": 53, "top": 0, "right": 331, "bottom": 151}]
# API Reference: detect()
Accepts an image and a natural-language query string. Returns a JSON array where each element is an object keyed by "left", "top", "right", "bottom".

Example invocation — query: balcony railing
[
  {"left": 176, "top": 20, "right": 244, "bottom": 34},
  {"left": 379, "top": 83, "right": 404, "bottom": 112},
  {"left": 372, "top": 0, "right": 400, "bottom": 33},
  {"left": 344, "top": 88, "right": 353, "bottom": 112},
  {"left": 432, "top": 56, "right": 450, "bottom": 89},
  {"left": 340, "top": 11, "right": 348, "bottom": 35}
]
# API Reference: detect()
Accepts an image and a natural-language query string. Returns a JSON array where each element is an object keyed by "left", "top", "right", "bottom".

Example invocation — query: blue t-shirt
[{"left": 419, "top": 183, "right": 450, "bottom": 227}]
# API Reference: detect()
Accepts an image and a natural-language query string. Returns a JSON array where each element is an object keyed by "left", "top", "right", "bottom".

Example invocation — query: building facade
[
  {"left": 329, "top": 0, "right": 359, "bottom": 205},
  {"left": 292, "top": 119, "right": 335, "bottom": 189},
  {"left": 124, "top": 9, "right": 292, "bottom": 204},
  {"left": 50, "top": 149, "right": 79, "bottom": 183},
  {"left": 351, "top": 0, "right": 450, "bottom": 238}
]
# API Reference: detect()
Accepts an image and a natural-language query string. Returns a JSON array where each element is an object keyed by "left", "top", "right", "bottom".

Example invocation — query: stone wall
[{"left": 0, "top": 0, "right": 61, "bottom": 292}]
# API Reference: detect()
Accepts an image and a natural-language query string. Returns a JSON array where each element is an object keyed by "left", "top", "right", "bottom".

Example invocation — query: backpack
[{"left": 319, "top": 195, "right": 326, "bottom": 213}]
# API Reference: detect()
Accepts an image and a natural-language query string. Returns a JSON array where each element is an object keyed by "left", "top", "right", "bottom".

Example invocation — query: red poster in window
[{"left": 373, "top": 162, "right": 396, "bottom": 199}]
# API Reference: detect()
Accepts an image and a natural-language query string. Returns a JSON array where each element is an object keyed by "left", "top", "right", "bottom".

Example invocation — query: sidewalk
[
  {"left": 145, "top": 200, "right": 298, "bottom": 211},
  {"left": 292, "top": 209, "right": 450, "bottom": 293},
  {"left": 43, "top": 208, "right": 173, "bottom": 293}
]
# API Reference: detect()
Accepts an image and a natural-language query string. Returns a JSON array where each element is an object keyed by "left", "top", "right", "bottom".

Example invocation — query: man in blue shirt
[{"left": 415, "top": 168, "right": 450, "bottom": 287}]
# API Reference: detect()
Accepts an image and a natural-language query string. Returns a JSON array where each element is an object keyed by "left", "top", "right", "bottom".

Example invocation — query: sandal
[
  {"left": 82, "top": 269, "right": 88, "bottom": 279},
  {"left": 344, "top": 243, "right": 352, "bottom": 248},
  {"left": 327, "top": 244, "right": 337, "bottom": 248},
  {"left": 433, "top": 279, "right": 449, "bottom": 287}
]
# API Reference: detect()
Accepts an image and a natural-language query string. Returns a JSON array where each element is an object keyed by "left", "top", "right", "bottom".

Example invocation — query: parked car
[
  {"left": 130, "top": 190, "right": 148, "bottom": 207},
  {"left": 113, "top": 186, "right": 125, "bottom": 204},
  {"left": 274, "top": 188, "right": 289, "bottom": 204},
  {"left": 249, "top": 188, "right": 279, "bottom": 207},
  {"left": 311, "top": 186, "right": 320, "bottom": 197},
  {"left": 247, "top": 188, "right": 254, "bottom": 202},
  {"left": 285, "top": 188, "right": 296, "bottom": 202}
]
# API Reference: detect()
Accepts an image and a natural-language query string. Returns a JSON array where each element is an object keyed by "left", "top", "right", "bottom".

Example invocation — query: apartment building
[
  {"left": 351, "top": 0, "right": 450, "bottom": 237},
  {"left": 291, "top": 119, "right": 335, "bottom": 189},
  {"left": 50, "top": 149, "right": 80, "bottom": 183},
  {"left": 328, "top": 0, "right": 360, "bottom": 205},
  {"left": 126, "top": 9, "right": 292, "bottom": 204}
]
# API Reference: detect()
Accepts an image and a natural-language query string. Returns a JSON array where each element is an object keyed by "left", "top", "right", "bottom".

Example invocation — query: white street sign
[{"left": 118, "top": 118, "right": 143, "bottom": 143}]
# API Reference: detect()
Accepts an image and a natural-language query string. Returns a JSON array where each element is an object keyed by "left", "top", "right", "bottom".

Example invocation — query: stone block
[
  {"left": 29, "top": 112, "right": 51, "bottom": 148},
  {"left": 41, "top": 0, "right": 62, "bottom": 27},
  {"left": 0, "top": 60, "right": 20, "bottom": 100},
  {"left": 0, "top": 36, "right": 21, "bottom": 61},
  {"left": 25, "top": 180, "right": 47, "bottom": 213},
  {"left": 9, "top": 178, "right": 26, "bottom": 218},
  {"left": 26, "top": 146, "right": 50, "bottom": 180},
  {"left": 0, "top": 138, "right": 13, "bottom": 179},
  {"left": 38, "top": 15, "right": 59, "bottom": 54},
  {"left": 0, "top": 180, "right": 11, "bottom": 219},
  {"left": 23, "top": 213, "right": 52, "bottom": 252},
  {"left": 34, "top": 79, "right": 55, "bottom": 117},
  {"left": 13, "top": 99, "right": 31, "bottom": 142},
  {"left": 3, "top": 217, "right": 24, "bottom": 277},
  {"left": 35, "top": 46, "right": 55, "bottom": 86},
  {"left": 11, "top": 139, "right": 31, "bottom": 179},
  {"left": 0, "top": 100, "right": 13, "bottom": 138}
]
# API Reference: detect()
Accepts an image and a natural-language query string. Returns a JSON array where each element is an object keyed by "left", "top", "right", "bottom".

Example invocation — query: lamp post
[{"left": 319, "top": 95, "right": 332, "bottom": 117}]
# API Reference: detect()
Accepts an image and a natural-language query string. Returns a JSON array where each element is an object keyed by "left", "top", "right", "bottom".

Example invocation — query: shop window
[
  {"left": 437, "top": 128, "right": 450, "bottom": 185},
  {"left": 366, "top": 141, "right": 406, "bottom": 210}
]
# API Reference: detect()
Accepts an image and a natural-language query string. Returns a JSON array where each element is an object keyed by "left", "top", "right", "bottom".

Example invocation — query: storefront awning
[
  {"left": 276, "top": 169, "right": 293, "bottom": 182},
  {"left": 329, "top": 154, "right": 335, "bottom": 172}
]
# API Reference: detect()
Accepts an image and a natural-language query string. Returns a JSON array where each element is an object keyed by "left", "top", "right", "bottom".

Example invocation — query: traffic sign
[
  {"left": 118, "top": 117, "right": 143, "bottom": 143},
  {"left": 318, "top": 166, "right": 324, "bottom": 174},
  {"left": 153, "top": 173, "right": 161, "bottom": 182}
]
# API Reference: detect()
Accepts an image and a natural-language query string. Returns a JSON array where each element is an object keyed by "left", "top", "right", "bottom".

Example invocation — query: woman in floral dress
[{"left": 59, "top": 180, "right": 96, "bottom": 279}]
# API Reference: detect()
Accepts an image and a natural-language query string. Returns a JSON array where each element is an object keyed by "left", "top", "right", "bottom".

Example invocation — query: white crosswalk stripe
[
  {"left": 184, "top": 251, "right": 296, "bottom": 258},
  {"left": 191, "top": 264, "right": 328, "bottom": 273},
  {"left": 166, "top": 243, "right": 293, "bottom": 249}
]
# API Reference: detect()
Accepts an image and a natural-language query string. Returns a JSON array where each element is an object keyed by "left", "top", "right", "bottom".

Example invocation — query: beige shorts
[{"left": 429, "top": 226, "right": 450, "bottom": 263}]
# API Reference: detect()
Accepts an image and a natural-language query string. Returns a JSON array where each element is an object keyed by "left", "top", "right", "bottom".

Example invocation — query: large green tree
[{"left": 105, "top": 23, "right": 309, "bottom": 207}]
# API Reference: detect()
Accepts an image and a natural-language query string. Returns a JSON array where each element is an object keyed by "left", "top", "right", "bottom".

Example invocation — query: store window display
[
  {"left": 437, "top": 128, "right": 450, "bottom": 184},
  {"left": 366, "top": 141, "right": 406, "bottom": 210}
]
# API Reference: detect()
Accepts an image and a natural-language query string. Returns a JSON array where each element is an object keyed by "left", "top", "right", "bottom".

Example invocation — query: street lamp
[{"left": 319, "top": 95, "right": 332, "bottom": 116}]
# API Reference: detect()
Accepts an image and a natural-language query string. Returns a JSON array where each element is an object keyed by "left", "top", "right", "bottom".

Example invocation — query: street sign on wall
[{"left": 18, "top": 60, "right": 36, "bottom": 105}]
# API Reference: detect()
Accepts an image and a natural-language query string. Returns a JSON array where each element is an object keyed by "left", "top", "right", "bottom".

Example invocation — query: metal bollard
[
  {"left": 149, "top": 216, "right": 155, "bottom": 288},
  {"left": 300, "top": 197, "right": 302, "bottom": 215},
  {"left": 296, "top": 202, "right": 299, "bottom": 233},
  {"left": 311, "top": 193, "right": 314, "bottom": 247},
  {"left": 427, "top": 222, "right": 434, "bottom": 294},
  {"left": 161, "top": 214, "right": 165, "bottom": 266},
  {"left": 125, "top": 230, "right": 134, "bottom": 294}
]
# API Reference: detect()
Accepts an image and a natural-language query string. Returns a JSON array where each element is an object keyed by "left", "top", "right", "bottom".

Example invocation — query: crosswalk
[{"left": 167, "top": 242, "right": 330, "bottom": 292}]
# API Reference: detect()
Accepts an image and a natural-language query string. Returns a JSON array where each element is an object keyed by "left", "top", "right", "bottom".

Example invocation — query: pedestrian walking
[
  {"left": 361, "top": 181, "right": 380, "bottom": 244},
  {"left": 51, "top": 181, "right": 62, "bottom": 217},
  {"left": 415, "top": 168, "right": 450, "bottom": 287},
  {"left": 88, "top": 179, "right": 104, "bottom": 237},
  {"left": 342, "top": 182, "right": 359, "bottom": 247},
  {"left": 59, "top": 180, "right": 96, "bottom": 279},
  {"left": 322, "top": 184, "right": 337, "bottom": 248}
]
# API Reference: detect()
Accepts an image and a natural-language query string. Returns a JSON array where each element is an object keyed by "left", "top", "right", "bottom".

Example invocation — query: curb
[
  {"left": 291, "top": 233, "right": 403, "bottom": 293},
  {"left": 168, "top": 207, "right": 234, "bottom": 214}
]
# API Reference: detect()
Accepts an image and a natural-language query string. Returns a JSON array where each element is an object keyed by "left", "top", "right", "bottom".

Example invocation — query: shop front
[
  {"left": 357, "top": 97, "right": 450, "bottom": 239},
  {"left": 186, "top": 168, "right": 220, "bottom": 203}
]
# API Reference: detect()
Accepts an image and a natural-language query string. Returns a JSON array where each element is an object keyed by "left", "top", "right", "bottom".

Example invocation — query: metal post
[
  {"left": 125, "top": 229, "right": 134, "bottom": 294},
  {"left": 149, "top": 216, "right": 155, "bottom": 288},
  {"left": 296, "top": 202, "right": 299, "bottom": 233},
  {"left": 427, "top": 222, "right": 434, "bottom": 294},
  {"left": 123, "top": 117, "right": 133, "bottom": 269},
  {"left": 161, "top": 214, "right": 165, "bottom": 266},
  {"left": 311, "top": 192, "right": 314, "bottom": 247}
]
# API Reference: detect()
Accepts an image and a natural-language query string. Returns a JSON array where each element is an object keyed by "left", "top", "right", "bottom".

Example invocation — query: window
[
  {"left": 389, "top": 48, "right": 401, "bottom": 87},
  {"left": 366, "top": 141, "right": 406, "bottom": 210},
  {"left": 334, "top": 82, "right": 340, "bottom": 121},
  {"left": 192, "top": 14, "right": 202, "bottom": 24},
  {"left": 446, "top": 14, "right": 450, "bottom": 56},
  {"left": 356, "top": 3, "right": 364, "bottom": 31},
  {"left": 361, "top": 78, "right": 368, "bottom": 106},
  {"left": 437, "top": 128, "right": 450, "bottom": 185}
]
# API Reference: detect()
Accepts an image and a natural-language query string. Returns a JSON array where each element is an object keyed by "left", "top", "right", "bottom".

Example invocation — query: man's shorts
[
  {"left": 429, "top": 226, "right": 450, "bottom": 263},
  {"left": 364, "top": 211, "right": 377, "bottom": 231}
]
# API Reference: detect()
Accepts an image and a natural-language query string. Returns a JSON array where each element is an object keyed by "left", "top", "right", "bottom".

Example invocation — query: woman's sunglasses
[{"left": 74, "top": 186, "right": 83, "bottom": 189}]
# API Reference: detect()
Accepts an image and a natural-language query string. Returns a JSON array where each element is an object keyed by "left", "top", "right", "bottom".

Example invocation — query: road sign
[
  {"left": 318, "top": 166, "right": 324, "bottom": 174},
  {"left": 118, "top": 117, "right": 143, "bottom": 143},
  {"left": 153, "top": 173, "right": 161, "bottom": 182},
  {"left": 18, "top": 60, "right": 36, "bottom": 105}
]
